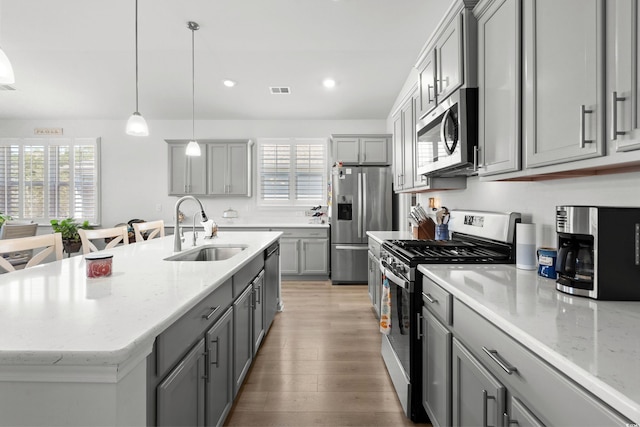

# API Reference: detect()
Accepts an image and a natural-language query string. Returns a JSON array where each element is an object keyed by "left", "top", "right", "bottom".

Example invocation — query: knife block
[{"left": 412, "top": 218, "right": 435, "bottom": 239}]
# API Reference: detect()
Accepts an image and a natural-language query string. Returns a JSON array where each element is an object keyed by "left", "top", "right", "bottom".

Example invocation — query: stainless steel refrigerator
[{"left": 331, "top": 165, "right": 392, "bottom": 283}]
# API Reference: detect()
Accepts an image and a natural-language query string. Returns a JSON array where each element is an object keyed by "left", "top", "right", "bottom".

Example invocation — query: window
[
  {"left": 257, "top": 138, "right": 327, "bottom": 206},
  {"left": 0, "top": 138, "right": 100, "bottom": 225}
]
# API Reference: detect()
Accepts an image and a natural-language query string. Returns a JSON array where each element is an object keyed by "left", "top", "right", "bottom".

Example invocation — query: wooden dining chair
[
  {"left": 78, "top": 226, "right": 129, "bottom": 254},
  {"left": 133, "top": 220, "right": 165, "bottom": 242},
  {"left": 0, "top": 233, "right": 64, "bottom": 273},
  {"left": 0, "top": 222, "right": 39, "bottom": 268}
]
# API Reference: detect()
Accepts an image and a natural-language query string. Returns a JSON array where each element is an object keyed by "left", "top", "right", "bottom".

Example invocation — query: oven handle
[{"left": 379, "top": 259, "right": 410, "bottom": 290}]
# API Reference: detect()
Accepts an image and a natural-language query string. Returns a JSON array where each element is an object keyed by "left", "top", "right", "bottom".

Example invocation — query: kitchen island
[
  {"left": 418, "top": 264, "right": 640, "bottom": 424},
  {"left": 0, "top": 231, "right": 281, "bottom": 426}
]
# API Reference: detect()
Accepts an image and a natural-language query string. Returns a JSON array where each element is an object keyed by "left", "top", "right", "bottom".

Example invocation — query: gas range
[{"left": 380, "top": 210, "right": 521, "bottom": 282}]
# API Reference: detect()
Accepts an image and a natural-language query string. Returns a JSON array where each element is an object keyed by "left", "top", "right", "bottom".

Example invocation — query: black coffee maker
[{"left": 556, "top": 206, "right": 640, "bottom": 300}]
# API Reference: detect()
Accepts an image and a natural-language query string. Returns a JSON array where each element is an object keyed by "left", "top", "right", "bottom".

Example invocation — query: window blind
[
  {"left": 257, "top": 138, "right": 327, "bottom": 205},
  {"left": 0, "top": 138, "right": 100, "bottom": 224}
]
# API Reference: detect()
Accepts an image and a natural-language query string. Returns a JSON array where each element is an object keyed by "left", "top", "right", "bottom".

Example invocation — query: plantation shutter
[
  {"left": 257, "top": 138, "right": 327, "bottom": 205},
  {"left": 0, "top": 137, "right": 100, "bottom": 224},
  {"left": 0, "top": 143, "right": 20, "bottom": 217},
  {"left": 295, "top": 143, "right": 325, "bottom": 201},
  {"left": 260, "top": 142, "right": 291, "bottom": 201}
]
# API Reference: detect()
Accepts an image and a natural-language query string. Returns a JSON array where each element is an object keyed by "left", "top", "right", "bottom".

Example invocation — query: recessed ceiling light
[
  {"left": 323, "top": 78, "right": 336, "bottom": 89},
  {"left": 223, "top": 79, "right": 236, "bottom": 87}
]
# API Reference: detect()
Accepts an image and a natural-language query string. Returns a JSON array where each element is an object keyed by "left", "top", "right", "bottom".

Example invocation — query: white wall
[
  {"left": 414, "top": 171, "right": 640, "bottom": 248},
  {"left": 0, "top": 118, "right": 387, "bottom": 227}
]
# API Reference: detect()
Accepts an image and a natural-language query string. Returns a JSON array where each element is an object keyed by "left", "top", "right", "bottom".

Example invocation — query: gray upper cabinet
[
  {"left": 168, "top": 142, "right": 207, "bottom": 195},
  {"left": 392, "top": 88, "right": 417, "bottom": 191},
  {"left": 331, "top": 134, "right": 391, "bottom": 165},
  {"left": 608, "top": 0, "right": 640, "bottom": 152},
  {"left": 435, "top": 14, "right": 463, "bottom": 103},
  {"left": 415, "top": 1, "right": 477, "bottom": 121},
  {"left": 207, "top": 141, "right": 252, "bottom": 196},
  {"left": 167, "top": 139, "right": 252, "bottom": 196},
  {"left": 475, "top": 0, "right": 522, "bottom": 176},
  {"left": 523, "top": 0, "right": 605, "bottom": 168},
  {"left": 417, "top": 51, "right": 437, "bottom": 118}
]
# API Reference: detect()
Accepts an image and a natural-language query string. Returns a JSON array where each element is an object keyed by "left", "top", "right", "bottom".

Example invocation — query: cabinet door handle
[
  {"left": 482, "top": 346, "right": 518, "bottom": 375},
  {"left": 416, "top": 313, "right": 423, "bottom": 340},
  {"left": 474, "top": 146, "right": 480, "bottom": 171},
  {"left": 579, "top": 104, "right": 594, "bottom": 148},
  {"left": 255, "top": 284, "right": 261, "bottom": 303},
  {"left": 482, "top": 389, "right": 496, "bottom": 427},
  {"left": 611, "top": 91, "right": 627, "bottom": 141},
  {"left": 202, "top": 306, "right": 220, "bottom": 320},
  {"left": 424, "top": 293, "right": 438, "bottom": 304},
  {"left": 210, "top": 338, "right": 219, "bottom": 368},
  {"left": 427, "top": 84, "right": 434, "bottom": 104}
]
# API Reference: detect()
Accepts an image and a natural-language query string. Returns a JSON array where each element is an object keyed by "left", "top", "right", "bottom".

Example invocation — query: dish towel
[{"left": 380, "top": 275, "right": 391, "bottom": 335}]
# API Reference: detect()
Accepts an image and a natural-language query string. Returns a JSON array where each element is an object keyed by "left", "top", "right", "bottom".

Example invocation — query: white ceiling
[{"left": 0, "top": 0, "right": 452, "bottom": 121}]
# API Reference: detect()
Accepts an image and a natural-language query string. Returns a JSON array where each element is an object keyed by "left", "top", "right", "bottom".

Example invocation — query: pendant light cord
[
  {"left": 134, "top": 0, "right": 140, "bottom": 113},
  {"left": 191, "top": 26, "right": 195, "bottom": 141}
]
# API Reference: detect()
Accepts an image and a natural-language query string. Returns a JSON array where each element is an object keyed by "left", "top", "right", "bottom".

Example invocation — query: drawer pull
[
  {"left": 202, "top": 306, "right": 220, "bottom": 321},
  {"left": 482, "top": 346, "right": 518, "bottom": 375},
  {"left": 424, "top": 293, "right": 438, "bottom": 304}
]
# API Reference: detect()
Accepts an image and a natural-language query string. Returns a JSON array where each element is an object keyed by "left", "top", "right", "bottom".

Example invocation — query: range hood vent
[{"left": 269, "top": 86, "right": 291, "bottom": 95}]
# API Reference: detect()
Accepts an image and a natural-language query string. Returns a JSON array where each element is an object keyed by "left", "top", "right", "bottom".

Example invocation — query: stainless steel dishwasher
[{"left": 264, "top": 242, "right": 280, "bottom": 334}]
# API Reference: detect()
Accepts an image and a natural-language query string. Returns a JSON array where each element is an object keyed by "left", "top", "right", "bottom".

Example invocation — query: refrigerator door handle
[
  {"left": 335, "top": 245, "right": 369, "bottom": 250},
  {"left": 357, "top": 172, "right": 362, "bottom": 238},
  {"left": 362, "top": 171, "right": 367, "bottom": 238}
]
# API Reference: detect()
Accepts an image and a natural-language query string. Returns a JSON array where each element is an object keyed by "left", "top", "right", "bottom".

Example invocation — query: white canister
[{"left": 516, "top": 223, "right": 537, "bottom": 270}]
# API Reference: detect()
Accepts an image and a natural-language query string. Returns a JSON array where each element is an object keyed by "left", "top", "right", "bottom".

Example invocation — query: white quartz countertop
[
  {"left": 366, "top": 230, "right": 414, "bottom": 244},
  {"left": 0, "top": 231, "right": 281, "bottom": 367},
  {"left": 417, "top": 264, "right": 640, "bottom": 423},
  {"left": 168, "top": 222, "right": 329, "bottom": 229}
]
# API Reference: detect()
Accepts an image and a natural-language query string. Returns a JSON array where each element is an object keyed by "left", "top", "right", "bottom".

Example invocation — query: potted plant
[
  {"left": 50, "top": 218, "right": 92, "bottom": 255},
  {"left": 0, "top": 213, "right": 12, "bottom": 228}
]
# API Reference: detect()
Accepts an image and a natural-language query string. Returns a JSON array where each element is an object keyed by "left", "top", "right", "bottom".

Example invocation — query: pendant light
[
  {"left": 185, "top": 21, "right": 201, "bottom": 156},
  {"left": 125, "top": 0, "right": 149, "bottom": 136},
  {"left": 0, "top": 2, "right": 14, "bottom": 84}
]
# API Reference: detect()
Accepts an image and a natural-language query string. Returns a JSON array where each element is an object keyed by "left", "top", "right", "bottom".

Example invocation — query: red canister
[{"left": 85, "top": 253, "right": 113, "bottom": 278}]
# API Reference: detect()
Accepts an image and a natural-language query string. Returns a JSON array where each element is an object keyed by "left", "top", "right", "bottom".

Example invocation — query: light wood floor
[{"left": 224, "top": 280, "right": 428, "bottom": 427}]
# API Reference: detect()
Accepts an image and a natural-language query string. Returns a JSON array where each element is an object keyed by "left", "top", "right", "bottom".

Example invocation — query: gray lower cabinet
[
  {"left": 451, "top": 337, "right": 506, "bottom": 427},
  {"left": 278, "top": 229, "right": 329, "bottom": 278},
  {"left": 421, "top": 307, "right": 451, "bottom": 427},
  {"left": 157, "top": 339, "right": 207, "bottom": 427},
  {"left": 205, "top": 307, "right": 234, "bottom": 427},
  {"left": 233, "top": 284, "right": 253, "bottom": 397},
  {"left": 252, "top": 271, "right": 265, "bottom": 355},
  {"left": 453, "top": 298, "right": 632, "bottom": 426},
  {"left": 507, "top": 396, "right": 545, "bottom": 427}
]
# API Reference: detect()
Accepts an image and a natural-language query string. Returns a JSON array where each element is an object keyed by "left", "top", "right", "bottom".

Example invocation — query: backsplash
[{"left": 416, "top": 170, "right": 640, "bottom": 248}]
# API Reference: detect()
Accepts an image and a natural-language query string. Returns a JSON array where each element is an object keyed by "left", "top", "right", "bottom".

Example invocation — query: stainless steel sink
[{"left": 164, "top": 245, "right": 247, "bottom": 262}]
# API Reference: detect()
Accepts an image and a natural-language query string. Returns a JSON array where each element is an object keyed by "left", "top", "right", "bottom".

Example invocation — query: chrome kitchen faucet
[{"left": 174, "top": 195, "right": 208, "bottom": 252}]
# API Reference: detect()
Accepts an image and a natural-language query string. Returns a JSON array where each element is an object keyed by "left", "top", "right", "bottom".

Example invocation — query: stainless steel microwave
[{"left": 415, "top": 88, "right": 478, "bottom": 177}]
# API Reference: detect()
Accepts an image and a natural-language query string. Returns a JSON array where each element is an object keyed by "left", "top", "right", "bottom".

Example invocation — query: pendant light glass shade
[
  {"left": 186, "top": 21, "right": 201, "bottom": 157},
  {"left": 185, "top": 140, "right": 201, "bottom": 156},
  {"left": 0, "top": 47, "right": 14, "bottom": 84},
  {"left": 126, "top": 112, "right": 149, "bottom": 136},
  {"left": 126, "top": 0, "right": 148, "bottom": 136}
]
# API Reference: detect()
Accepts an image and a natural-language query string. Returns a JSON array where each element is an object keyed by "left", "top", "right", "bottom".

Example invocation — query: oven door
[
  {"left": 379, "top": 260, "right": 413, "bottom": 418},
  {"left": 384, "top": 268, "right": 412, "bottom": 376}
]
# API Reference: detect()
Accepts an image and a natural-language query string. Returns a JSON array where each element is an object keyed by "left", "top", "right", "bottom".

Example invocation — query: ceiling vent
[
  {"left": 270, "top": 86, "right": 291, "bottom": 95},
  {"left": 0, "top": 84, "right": 16, "bottom": 91}
]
